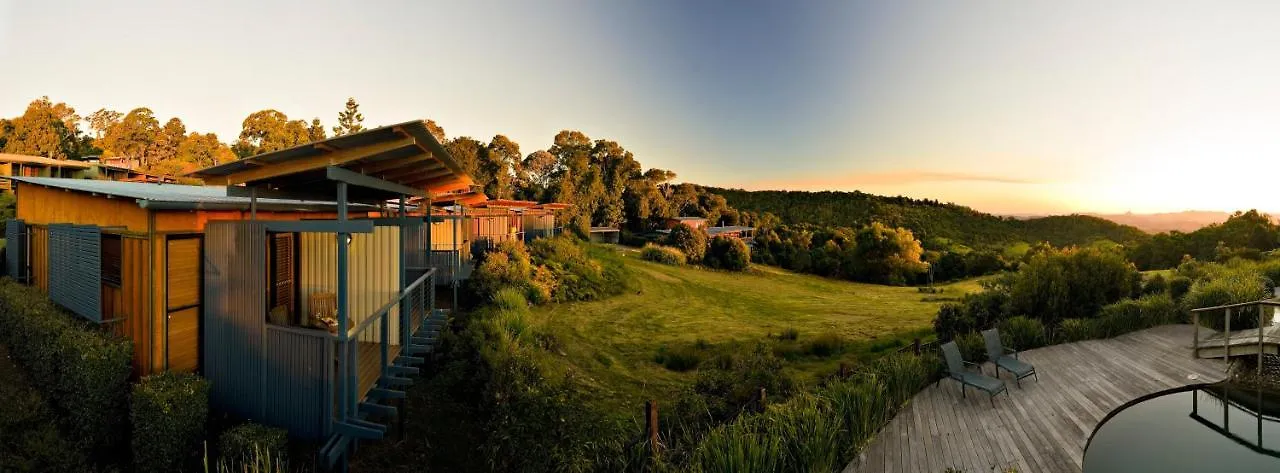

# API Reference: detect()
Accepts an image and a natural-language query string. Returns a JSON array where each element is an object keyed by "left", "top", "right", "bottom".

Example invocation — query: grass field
[{"left": 527, "top": 246, "right": 986, "bottom": 411}]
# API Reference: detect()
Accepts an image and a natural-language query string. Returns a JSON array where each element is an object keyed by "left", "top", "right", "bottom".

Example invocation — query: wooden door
[{"left": 166, "top": 236, "right": 202, "bottom": 372}]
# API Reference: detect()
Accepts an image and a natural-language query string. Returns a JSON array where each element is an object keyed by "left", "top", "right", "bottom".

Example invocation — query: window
[
  {"left": 268, "top": 233, "right": 295, "bottom": 323},
  {"left": 102, "top": 234, "right": 122, "bottom": 287}
]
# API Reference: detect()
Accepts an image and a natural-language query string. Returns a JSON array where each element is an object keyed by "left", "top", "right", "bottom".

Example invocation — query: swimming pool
[{"left": 1083, "top": 382, "right": 1280, "bottom": 472}]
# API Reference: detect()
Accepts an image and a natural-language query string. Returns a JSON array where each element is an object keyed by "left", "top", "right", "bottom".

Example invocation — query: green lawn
[{"left": 527, "top": 246, "right": 985, "bottom": 410}]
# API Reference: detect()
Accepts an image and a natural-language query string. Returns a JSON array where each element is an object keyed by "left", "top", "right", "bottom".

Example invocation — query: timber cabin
[
  {"left": 5, "top": 120, "right": 479, "bottom": 469},
  {"left": 0, "top": 153, "right": 92, "bottom": 190}
]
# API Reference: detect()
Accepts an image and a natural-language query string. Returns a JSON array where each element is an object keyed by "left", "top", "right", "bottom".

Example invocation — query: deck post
[
  {"left": 645, "top": 400, "right": 659, "bottom": 458},
  {"left": 1225, "top": 307, "right": 1231, "bottom": 362},
  {"left": 1261, "top": 306, "right": 1267, "bottom": 377},
  {"left": 337, "top": 182, "right": 351, "bottom": 420},
  {"left": 1193, "top": 311, "right": 1200, "bottom": 358},
  {"left": 249, "top": 187, "right": 258, "bottom": 220},
  {"left": 398, "top": 196, "right": 409, "bottom": 347}
]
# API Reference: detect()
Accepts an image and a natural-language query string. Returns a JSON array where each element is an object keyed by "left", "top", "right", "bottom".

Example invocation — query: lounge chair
[
  {"left": 941, "top": 341, "right": 1008, "bottom": 407},
  {"left": 982, "top": 329, "right": 1038, "bottom": 388}
]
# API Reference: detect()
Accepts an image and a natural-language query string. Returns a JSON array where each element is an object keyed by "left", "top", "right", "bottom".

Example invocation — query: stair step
[
  {"left": 368, "top": 388, "right": 406, "bottom": 400},
  {"left": 388, "top": 365, "right": 419, "bottom": 376},
  {"left": 359, "top": 402, "right": 397, "bottom": 418},
  {"left": 395, "top": 355, "right": 425, "bottom": 366},
  {"left": 379, "top": 375, "right": 413, "bottom": 387},
  {"left": 402, "top": 344, "right": 432, "bottom": 356}
]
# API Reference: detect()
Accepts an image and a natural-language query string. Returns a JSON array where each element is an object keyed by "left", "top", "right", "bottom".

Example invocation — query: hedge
[
  {"left": 132, "top": 372, "right": 210, "bottom": 472},
  {"left": 0, "top": 345, "right": 86, "bottom": 472},
  {"left": 0, "top": 279, "right": 132, "bottom": 462},
  {"left": 639, "top": 243, "right": 686, "bottom": 265},
  {"left": 218, "top": 423, "right": 288, "bottom": 466}
]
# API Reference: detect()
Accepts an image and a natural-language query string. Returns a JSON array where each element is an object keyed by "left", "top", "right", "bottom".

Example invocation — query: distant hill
[
  {"left": 1085, "top": 211, "right": 1274, "bottom": 233},
  {"left": 708, "top": 188, "right": 1148, "bottom": 248}
]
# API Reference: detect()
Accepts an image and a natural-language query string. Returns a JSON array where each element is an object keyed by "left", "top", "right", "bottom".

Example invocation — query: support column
[
  {"left": 336, "top": 182, "right": 350, "bottom": 420},
  {"left": 1261, "top": 306, "right": 1267, "bottom": 377},
  {"left": 250, "top": 187, "right": 258, "bottom": 220},
  {"left": 1225, "top": 307, "right": 1232, "bottom": 363},
  {"left": 1193, "top": 311, "right": 1200, "bottom": 359}
]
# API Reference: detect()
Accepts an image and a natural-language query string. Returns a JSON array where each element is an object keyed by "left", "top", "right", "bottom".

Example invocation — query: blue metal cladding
[
  {"left": 47, "top": 224, "right": 102, "bottom": 322},
  {"left": 202, "top": 221, "right": 268, "bottom": 421},
  {"left": 6, "top": 219, "right": 25, "bottom": 280},
  {"left": 263, "top": 326, "right": 334, "bottom": 439}
]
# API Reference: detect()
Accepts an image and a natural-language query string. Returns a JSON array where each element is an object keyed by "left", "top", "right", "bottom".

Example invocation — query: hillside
[
  {"left": 526, "top": 247, "right": 986, "bottom": 411},
  {"left": 1087, "top": 211, "right": 1276, "bottom": 233},
  {"left": 708, "top": 187, "right": 1148, "bottom": 248}
]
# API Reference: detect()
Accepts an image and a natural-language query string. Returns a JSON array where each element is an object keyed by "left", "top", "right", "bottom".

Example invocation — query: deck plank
[{"left": 846, "top": 325, "right": 1226, "bottom": 473}]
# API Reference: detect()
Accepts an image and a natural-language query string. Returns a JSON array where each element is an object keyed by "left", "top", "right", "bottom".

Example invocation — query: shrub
[
  {"left": 526, "top": 265, "right": 557, "bottom": 305},
  {"left": 1183, "top": 269, "right": 1269, "bottom": 331},
  {"left": 865, "top": 352, "right": 932, "bottom": 405},
  {"left": 639, "top": 243, "right": 687, "bottom": 265},
  {"left": 0, "top": 279, "right": 132, "bottom": 461},
  {"left": 492, "top": 287, "right": 528, "bottom": 311},
  {"left": 997, "top": 316, "right": 1047, "bottom": 351},
  {"left": 0, "top": 347, "right": 86, "bottom": 472},
  {"left": 932, "top": 304, "right": 971, "bottom": 341},
  {"left": 1168, "top": 275, "right": 1193, "bottom": 301},
  {"left": 131, "top": 372, "right": 210, "bottom": 473},
  {"left": 470, "top": 240, "right": 534, "bottom": 300},
  {"left": 954, "top": 332, "right": 987, "bottom": 363},
  {"left": 654, "top": 344, "right": 703, "bottom": 371},
  {"left": 820, "top": 377, "right": 889, "bottom": 452},
  {"left": 1056, "top": 318, "right": 1099, "bottom": 343},
  {"left": 692, "top": 343, "right": 795, "bottom": 422},
  {"left": 690, "top": 419, "right": 782, "bottom": 473},
  {"left": 1007, "top": 246, "right": 1140, "bottom": 327},
  {"left": 804, "top": 332, "right": 845, "bottom": 358},
  {"left": 778, "top": 327, "right": 800, "bottom": 341},
  {"left": 1136, "top": 293, "right": 1182, "bottom": 325},
  {"left": 217, "top": 423, "right": 288, "bottom": 466},
  {"left": 705, "top": 236, "right": 750, "bottom": 271},
  {"left": 768, "top": 396, "right": 842, "bottom": 473},
  {"left": 668, "top": 223, "right": 709, "bottom": 262},
  {"left": 530, "top": 236, "right": 628, "bottom": 302},
  {"left": 1142, "top": 273, "right": 1168, "bottom": 295}
]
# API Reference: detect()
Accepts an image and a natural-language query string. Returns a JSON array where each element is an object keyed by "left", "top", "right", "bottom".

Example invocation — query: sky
[{"left": 3, "top": 0, "right": 1280, "bottom": 215}]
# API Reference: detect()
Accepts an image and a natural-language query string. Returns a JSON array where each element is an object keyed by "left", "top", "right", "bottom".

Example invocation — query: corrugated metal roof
[
  {"left": 189, "top": 120, "right": 475, "bottom": 201},
  {"left": 708, "top": 226, "right": 754, "bottom": 235},
  {"left": 0, "top": 153, "right": 91, "bottom": 168},
  {"left": 8, "top": 176, "right": 369, "bottom": 211}
]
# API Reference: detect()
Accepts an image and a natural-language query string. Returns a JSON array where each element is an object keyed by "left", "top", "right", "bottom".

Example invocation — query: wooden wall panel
[
  {"left": 103, "top": 237, "right": 154, "bottom": 375},
  {"left": 29, "top": 225, "right": 48, "bottom": 293},
  {"left": 15, "top": 183, "right": 149, "bottom": 231}
]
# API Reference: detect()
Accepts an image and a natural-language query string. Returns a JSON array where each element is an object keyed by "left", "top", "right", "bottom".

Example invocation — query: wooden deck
[{"left": 844, "top": 325, "right": 1229, "bottom": 473}]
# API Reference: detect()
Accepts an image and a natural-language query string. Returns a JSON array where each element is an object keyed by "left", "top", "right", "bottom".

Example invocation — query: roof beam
[
  {"left": 379, "top": 165, "right": 452, "bottom": 182},
  {"left": 403, "top": 173, "right": 467, "bottom": 191},
  {"left": 325, "top": 166, "right": 430, "bottom": 199},
  {"left": 357, "top": 153, "right": 437, "bottom": 175},
  {"left": 202, "top": 137, "right": 416, "bottom": 186}
]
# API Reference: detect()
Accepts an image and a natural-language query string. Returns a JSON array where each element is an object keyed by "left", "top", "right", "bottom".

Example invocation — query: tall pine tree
[{"left": 332, "top": 97, "right": 365, "bottom": 136}]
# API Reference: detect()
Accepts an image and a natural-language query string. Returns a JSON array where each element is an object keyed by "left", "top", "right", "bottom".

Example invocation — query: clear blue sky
[{"left": 3, "top": 1, "right": 1280, "bottom": 214}]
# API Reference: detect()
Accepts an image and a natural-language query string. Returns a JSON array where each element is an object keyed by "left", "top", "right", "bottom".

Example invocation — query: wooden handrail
[{"left": 1190, "top": 298, "right": 1280, "bottom": 313}]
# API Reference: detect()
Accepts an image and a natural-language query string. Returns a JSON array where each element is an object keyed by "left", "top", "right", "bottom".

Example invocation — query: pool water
[{"left": 1084, "top": 383, "right": 1280, "bottom": 472}]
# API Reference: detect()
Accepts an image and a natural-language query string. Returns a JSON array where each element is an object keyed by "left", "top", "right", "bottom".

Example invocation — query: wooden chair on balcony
[{"left": 307, "top": 291, "right": 340, "bottom": 333}]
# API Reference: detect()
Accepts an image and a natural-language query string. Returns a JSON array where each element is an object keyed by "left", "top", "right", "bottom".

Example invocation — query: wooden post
[
  {"left": 838, "top": 362, "right": 848, "bottom": 378},
  {"left": 645, "top": 400, "right": 659, "bottom": 458},
  {"left": 1225, "top": 307, "right": 1232, "bottom": 363},
  {"left": 1261, "top": 306, "right": 1267, "bottom": 377},
  {"left": 758, "top": 387, "right": 767, "bottom": 410},
  {"left": 913, "top": 338, "right": 922, "bottom": 356},
  {"left": 1193, "top": 311, "right": 1200, "bottom": 358}
]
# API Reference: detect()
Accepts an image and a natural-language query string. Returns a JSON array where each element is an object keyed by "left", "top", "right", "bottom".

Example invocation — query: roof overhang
[{"left": 188, "top": 120, "right": 477, "bottom": 204}]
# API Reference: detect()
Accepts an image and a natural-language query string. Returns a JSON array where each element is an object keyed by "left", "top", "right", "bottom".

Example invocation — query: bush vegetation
[
  {"left": 640, "top": 243, "right": 687, "bottom": 265},
  {"left": 218, "top": 423, "right": 289, "bottom": 467},
  {"left": 0, "top": 345, "right": 86, "bottom": 472},
  {"left": 131, "top": 372, "right": 210, "bottom": 473},
  {"left": 0, "top": 279, "right": 131, "bottom": 463},
  {"left": 469, "top": 236, "right": 634, "bottom": 305},
  {"left": 668, "top": 223, "right": 709, "bottom": 262},
  {"left": 704, "top": 235, "right": 750, "bottom": 271}
]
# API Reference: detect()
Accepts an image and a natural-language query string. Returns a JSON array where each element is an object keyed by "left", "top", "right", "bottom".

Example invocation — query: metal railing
[{"left": 335, "top": 268, "right": 436, "bottom": 423}]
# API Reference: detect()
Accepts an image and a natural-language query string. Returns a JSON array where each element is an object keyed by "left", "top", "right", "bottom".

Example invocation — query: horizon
[{"left": 5, "top": 1, "right": 1280, "bottom": 215}]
